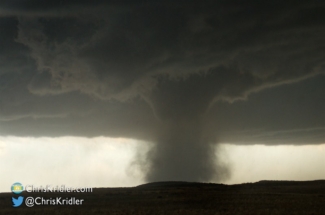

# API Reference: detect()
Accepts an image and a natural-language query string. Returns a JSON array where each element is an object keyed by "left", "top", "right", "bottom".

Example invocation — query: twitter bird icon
[{"left": 12, "top": 196, "right": 24, "bottom": 207}]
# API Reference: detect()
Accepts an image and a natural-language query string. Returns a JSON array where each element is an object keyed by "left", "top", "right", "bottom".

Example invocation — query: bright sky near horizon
[{"left": 1, "top": 136, "right": 324, "bottom": 193}]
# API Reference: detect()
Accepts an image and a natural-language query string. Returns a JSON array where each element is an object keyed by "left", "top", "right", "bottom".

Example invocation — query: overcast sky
[{"left": 0, "top": 0, "right": 324, "bottom": 189}]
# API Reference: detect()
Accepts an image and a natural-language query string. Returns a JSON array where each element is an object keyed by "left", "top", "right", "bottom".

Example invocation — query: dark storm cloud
[
  {"left": 0, "top": 0, "right": 325, "bottom": 182},
  {"left": 11, "top": 1, "right": 325, "bottom": 100},
  {"left": 206, "top": 75, "right": 325, "bottom": 145},
  {"left": 0, "top": 0, "right": 118, "bottom": 17}
]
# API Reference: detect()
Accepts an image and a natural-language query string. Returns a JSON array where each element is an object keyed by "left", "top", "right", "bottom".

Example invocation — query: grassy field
[{"left": 1, "top": 180, "right": 324, "bottom": 214}]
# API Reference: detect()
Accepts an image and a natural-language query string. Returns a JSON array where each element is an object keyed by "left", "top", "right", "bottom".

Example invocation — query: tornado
[
  {"left": 138, "top": 72, "right": 232, "bottom": 182},
  {"left": 144, "top": 118, "right": 229, "bottom": 182}
]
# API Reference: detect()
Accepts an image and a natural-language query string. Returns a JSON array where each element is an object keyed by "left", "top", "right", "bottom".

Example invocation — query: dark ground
[{"left": 1, "top": 180, "right": 325, "bottom": 215}]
